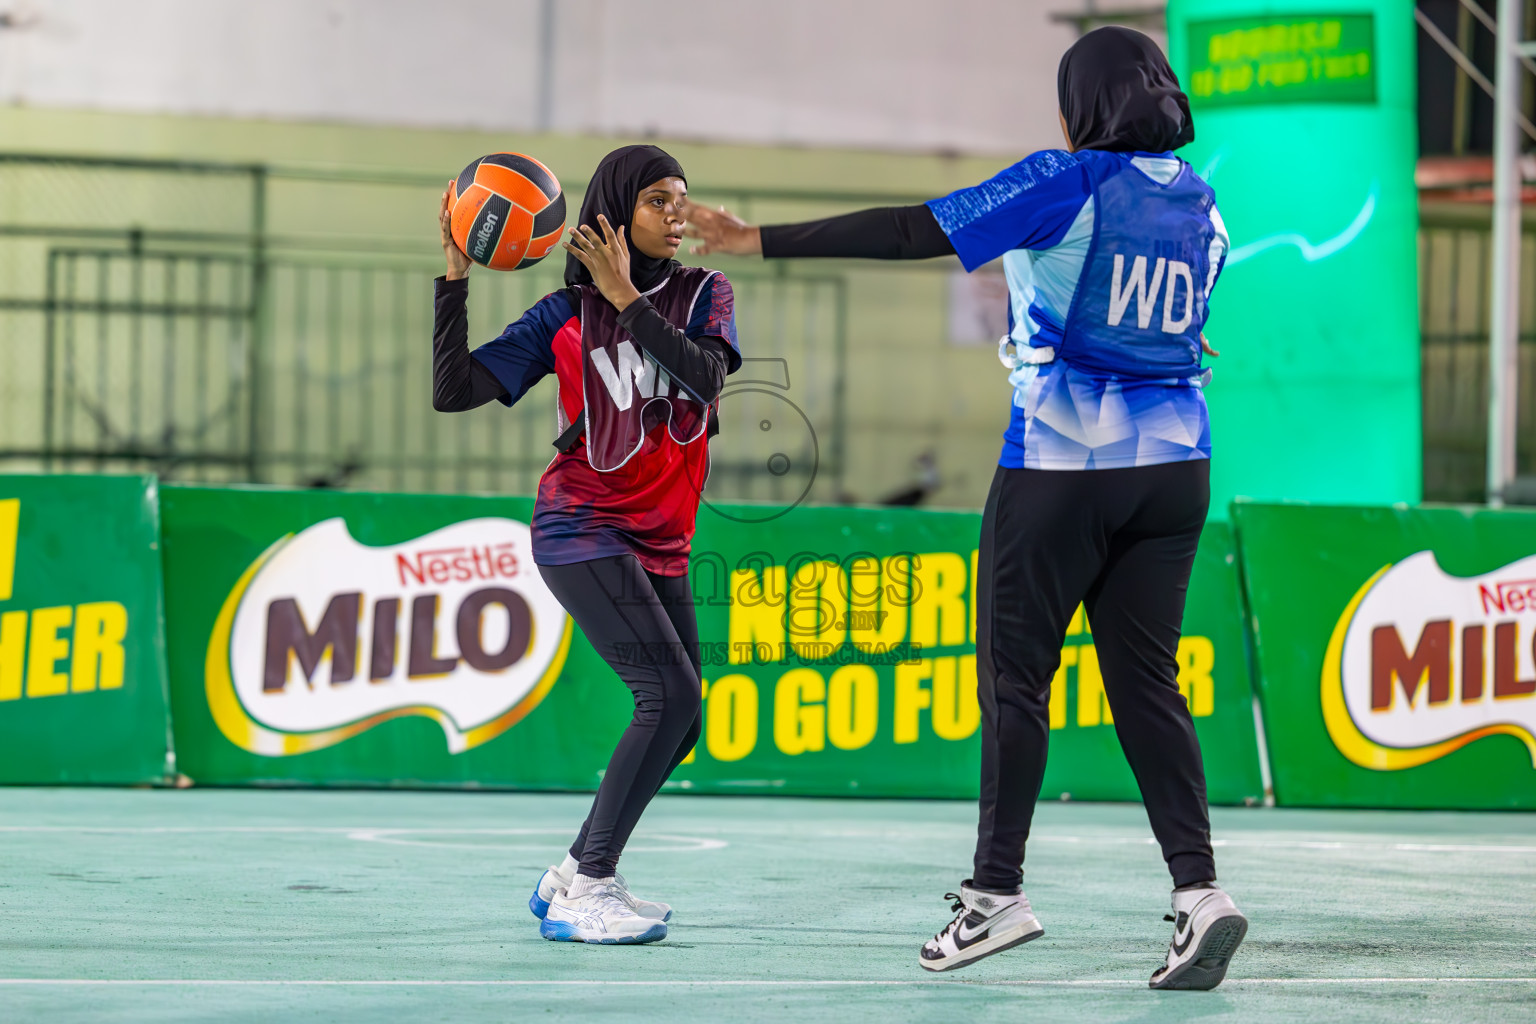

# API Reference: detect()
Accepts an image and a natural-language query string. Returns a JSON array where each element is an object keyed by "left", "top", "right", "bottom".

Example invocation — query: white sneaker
[
  {"left": 539, "top": 881, "right": 668, "bottom": 945},
  {"left": 919, "top": 881, "right": 1044, "bottom": 972},
  {"left": 1149, "top": 884, "right": 1248, "bottom": 990},
  {"left": 529, "top": 865, "right": 672, "bottom": 922},
  {"left": 609, "top": 875, "right": 673, "bottom": 923}
]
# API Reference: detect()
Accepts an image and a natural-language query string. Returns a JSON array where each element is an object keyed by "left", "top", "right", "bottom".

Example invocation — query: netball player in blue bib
[{"left": 687, "top": 27, "right": 1245, "bottom": 989}]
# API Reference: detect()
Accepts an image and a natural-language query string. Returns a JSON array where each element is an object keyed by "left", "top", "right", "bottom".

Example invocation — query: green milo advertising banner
[
  {"left": 0, "top": 475, "right": 171, "bottom": 783},
  {"left": 1233, "top": 501, "right": 1536, "bottom": 809},
  {"left": 160, "top": 484, "right": 1264, "bottom": 803},
  {"left": 14, "top": 473, "right": 1536, "bottom": 812}
]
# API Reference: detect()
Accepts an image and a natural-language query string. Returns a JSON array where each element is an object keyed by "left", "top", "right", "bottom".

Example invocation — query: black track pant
[
  {"left": 972, "top": 461, "right": 1216, "bottom": 891},
  {"left": 538, "top": 555, "right": 703, "bottom": 878}
]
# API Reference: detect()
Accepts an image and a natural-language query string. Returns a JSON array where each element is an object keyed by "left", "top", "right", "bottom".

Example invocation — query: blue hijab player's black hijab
[
  {"left": 565, "top": 144, "right": 687, "bottom": 293},
  {"left": 1058, "top": 26, "right": 1194, "bottom": 154}
]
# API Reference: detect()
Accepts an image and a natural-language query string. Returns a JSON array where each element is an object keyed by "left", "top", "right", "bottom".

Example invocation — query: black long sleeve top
[
  {"left": 759, "top": 204, "right": 955, "bottom": 261},
  {"left": 431, "top": 279, "right": 509, "bottom": 412}
]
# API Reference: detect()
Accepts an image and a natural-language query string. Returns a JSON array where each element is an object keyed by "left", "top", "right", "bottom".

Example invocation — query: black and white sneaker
[
  {"left": 1148, "top": 884, "right": 1248, "bottom": 990},
  {"left": 918, "top": 880, "right": 1044, "bottom": 972}
]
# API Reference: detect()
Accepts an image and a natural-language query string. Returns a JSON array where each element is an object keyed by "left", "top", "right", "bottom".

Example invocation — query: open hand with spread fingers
[
  {"left": 562, "top": 214, "right": 642, "bottom": 312},
  {"left": 683, "top": 201, "right": 762, "bottom": 256}
]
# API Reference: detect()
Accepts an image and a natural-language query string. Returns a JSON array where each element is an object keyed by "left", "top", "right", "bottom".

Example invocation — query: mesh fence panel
[
  {"left": 1419, "top": 211, "right": 1536, "bottom": 503},
  {"left": 0, "top": 154, "right": 861, "bottom": 499}
]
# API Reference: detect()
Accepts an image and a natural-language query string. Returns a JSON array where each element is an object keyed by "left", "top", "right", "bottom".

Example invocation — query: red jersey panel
[{"left": 524, "top": 270, "right": 737, "bottom": 576}]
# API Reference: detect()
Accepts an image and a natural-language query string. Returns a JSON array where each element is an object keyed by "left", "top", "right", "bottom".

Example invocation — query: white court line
[
  {"left": 0, "top": 827, "right": 1531, "bottom": 855},
  {"left": 0, "top": 978, "right": 1533, "bottom": 988},
  {"left": 1040, "top": 837, "right": 1536, "bottom": 855},
  {"left": 350, "top": 829, "right": 731, "bottom": 853},
  {"left": 0, "top": 827, "right": 726, "bottom": 853},
  {"left": 0, "top": 827, "right": 367, "bottom": 833}
]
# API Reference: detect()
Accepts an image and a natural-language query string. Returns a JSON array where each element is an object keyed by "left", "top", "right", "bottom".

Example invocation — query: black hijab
[
  {"left": 1058, "top": 26, "right": 1194, "bottom": 154},
  {"left": 564, "top": 144, "right": 686, "bottom": 293}
]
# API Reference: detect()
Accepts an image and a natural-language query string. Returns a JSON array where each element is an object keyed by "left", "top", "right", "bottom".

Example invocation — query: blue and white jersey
[{"left": 929, "top": 149, "right": 1229, "bottom": 470}]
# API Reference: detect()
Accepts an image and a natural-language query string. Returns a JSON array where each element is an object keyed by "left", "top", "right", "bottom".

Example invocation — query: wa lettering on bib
[{"left": 557, "top": 268, "right": 718, "bottom": 472}]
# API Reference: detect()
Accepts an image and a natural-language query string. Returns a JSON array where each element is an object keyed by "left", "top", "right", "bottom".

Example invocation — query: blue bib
[{"left": 1058, "top": 158, "right": 1217, "bottom": 379}]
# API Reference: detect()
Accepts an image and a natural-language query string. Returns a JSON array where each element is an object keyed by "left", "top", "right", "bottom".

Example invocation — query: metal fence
[
  {"left": 1419, "top": 203, "right": 1536, "bottom": 503},
  {"left": 0, "top": 152, "right": 1530, "bottom": 505},
  {"left": 32, "top": 247, "right": 846, "bottom": 498},
  {"left": 0, "top": 153, "right": 873, "bottom": 503}
]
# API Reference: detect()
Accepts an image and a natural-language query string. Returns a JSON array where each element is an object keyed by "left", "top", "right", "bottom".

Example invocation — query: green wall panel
[
  {"left": 0, "top": 475, "right": 171, "bottom": 783},
  {"left": 1167, "top": 1, "right": 1422, "bottom": 512}
]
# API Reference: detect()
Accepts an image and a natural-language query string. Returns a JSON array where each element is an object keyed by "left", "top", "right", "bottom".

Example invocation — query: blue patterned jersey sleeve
[
  {"left": 471, "top": 289, "right": 571, "bottom": 406},
  {"left": 927, "top": 150, "right": 1093, "bottom": 271},
  {"left": 685, "top": 273, "right": 741, "bottom": 374}
]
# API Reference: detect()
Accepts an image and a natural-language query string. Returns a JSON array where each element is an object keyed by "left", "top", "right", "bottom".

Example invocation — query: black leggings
[
  {"left": 538, "top": 555, "right": 703, "bottom": 878},
  {"left": 972, "top": 461, "right": 1216, "bottom": 891}
]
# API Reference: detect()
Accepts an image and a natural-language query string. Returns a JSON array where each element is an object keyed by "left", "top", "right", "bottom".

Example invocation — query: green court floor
[{"left": 0, "top": 788, "right": 1532, "bottom": 1023}]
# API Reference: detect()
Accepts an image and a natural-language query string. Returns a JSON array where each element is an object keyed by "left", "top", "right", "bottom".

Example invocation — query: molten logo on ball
[
  {"left": 205, "top": 518, "right": 571, "bottom": 756},
  {"left": 449, "top": 152, "right": 566, "bottom": 272},
  {"left": 1323, "top": 551, "right": 1536, "bottom": 771},
  {"left": 473, "top": 210, "right": 500, "bottom": 262}
]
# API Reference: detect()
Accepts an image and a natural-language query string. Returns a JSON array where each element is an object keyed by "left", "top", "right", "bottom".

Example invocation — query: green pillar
[{"left": 1165, "top": 0, "right": 1422, "bottom": 511}]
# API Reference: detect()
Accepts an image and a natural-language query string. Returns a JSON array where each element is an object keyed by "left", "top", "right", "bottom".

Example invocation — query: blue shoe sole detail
[
  {"left": 529, "top": 869, "right": 554, "bottom": 920},
  {"left": 529, "top": 891, "right": 550, "bottom": 920},
  {"left": 539, "top": 918, "right": 667, "bottom": 944},
  {"left": 609, "top": 922, "right": 668, "bottom": 944},
  {"left": 539, "top": 918, "right": 581, "bottom": 942}
]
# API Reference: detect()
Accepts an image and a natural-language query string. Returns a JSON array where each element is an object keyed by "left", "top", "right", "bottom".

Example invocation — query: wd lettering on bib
[
  {"left": 1056, "top": 161, "right": 1218, "bottom": 378},
  {"left": 1107, "top": 254, "right": 1196, "bottom": 334}
]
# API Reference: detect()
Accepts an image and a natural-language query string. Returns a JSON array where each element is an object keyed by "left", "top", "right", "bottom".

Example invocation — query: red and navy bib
[{"left": 557, "top": 268, "right": 720, "bottom": 472}]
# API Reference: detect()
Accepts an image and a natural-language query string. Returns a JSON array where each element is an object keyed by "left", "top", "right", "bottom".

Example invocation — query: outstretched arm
[
  {"left": 691, "top": 152, "right": 1097, "bottom": 272},
  {"left": 685, "top": 203, "right": 954, "bottom": 261}
]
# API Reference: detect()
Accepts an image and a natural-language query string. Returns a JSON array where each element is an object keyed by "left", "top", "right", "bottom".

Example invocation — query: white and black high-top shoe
[
  {"left": 919, "top": 880, "right": 1044, "bottom": 972},
  {"left": 1149, "top": 884, "right": 1248, "bottom": 990}
]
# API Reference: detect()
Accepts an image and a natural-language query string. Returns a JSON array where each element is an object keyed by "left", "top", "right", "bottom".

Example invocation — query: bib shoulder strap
[{"left": 553, "top": 414, "right": 584, "bottom": 454}]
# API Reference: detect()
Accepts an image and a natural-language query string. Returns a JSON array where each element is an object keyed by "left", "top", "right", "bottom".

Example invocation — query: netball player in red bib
[{"left": 432, "top": 145, "right": 740, "bottom": 946}]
